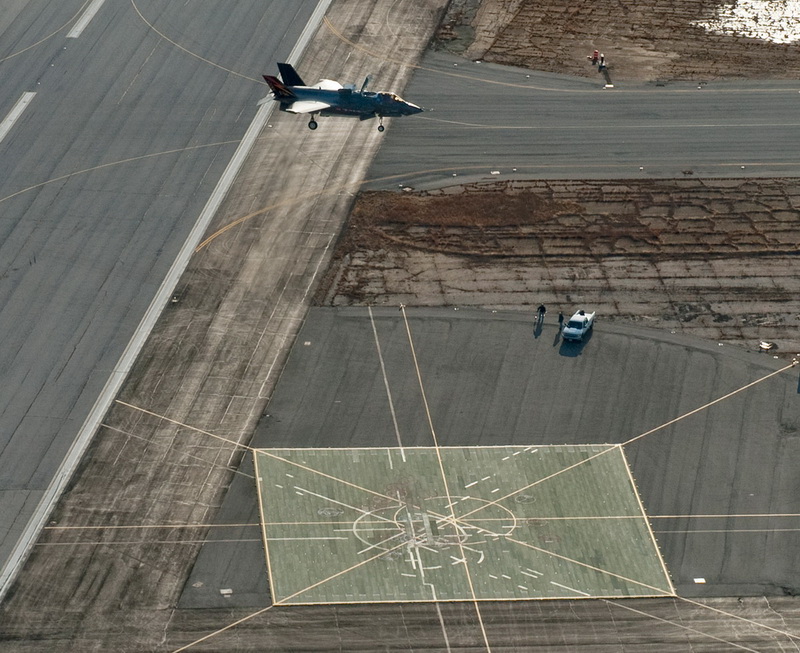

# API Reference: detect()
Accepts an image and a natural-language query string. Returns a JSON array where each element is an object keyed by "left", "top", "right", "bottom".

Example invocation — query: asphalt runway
[
  {"left": 0, "top": 0, "right": 319, "bottom": 588},
  {"left": 364, "top": 51, "right": 800, "bottom": 190},
  {"left": 183, "top": 307, "right": 800, "bottom": 609}
]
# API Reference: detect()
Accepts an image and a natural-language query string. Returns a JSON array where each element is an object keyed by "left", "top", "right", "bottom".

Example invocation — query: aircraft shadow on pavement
[{"left": 558, "top": 327, "right": 594, "bottom": 357}]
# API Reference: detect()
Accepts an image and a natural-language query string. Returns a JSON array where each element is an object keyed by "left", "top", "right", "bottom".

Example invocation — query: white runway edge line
[
  {"left": 67, "top": 0, "right": 107, "bottom": 39},
  {"left": 0, "top": 0, "right": 334, "bottom": 602},
  {"left": 0, "top": 92, "right": 36, "bottom": 145}
]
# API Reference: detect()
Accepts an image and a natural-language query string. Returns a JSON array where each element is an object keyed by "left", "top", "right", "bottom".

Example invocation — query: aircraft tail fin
[
  {"left": 277, "top": 62, "right": 306, "bottom": 87},
  {"left": 263, "top": 75, "right": 296, "bottom": 100}
]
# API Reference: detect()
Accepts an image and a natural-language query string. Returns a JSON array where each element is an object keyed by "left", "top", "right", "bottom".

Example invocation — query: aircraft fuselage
[{"left": 282, "top": 85, "right": 423, "bottom": 119}]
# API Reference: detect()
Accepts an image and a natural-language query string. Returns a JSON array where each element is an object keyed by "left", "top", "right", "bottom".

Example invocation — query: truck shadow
[{"left": 558, "top": 327, "right": 594, "bottom": 357}]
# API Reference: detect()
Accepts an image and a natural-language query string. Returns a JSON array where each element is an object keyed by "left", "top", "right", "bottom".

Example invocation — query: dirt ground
[
  {"left": 436, "top": 0, "right": 800, "bottom": 81},
  {"left": 316, "top": 2, "right": 800, "bottom": 357},
  {"left": 317, "top": 178, "right": 800, "bottom": 354}
]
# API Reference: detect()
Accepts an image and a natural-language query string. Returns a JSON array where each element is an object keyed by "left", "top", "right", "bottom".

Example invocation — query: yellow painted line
[
  {"left": 417, "top": 115, "right": 800, "bottom": 130},
  {"left": 652, "top": 513, "right": 800, "bottom": 519},
  {"left": 47, "top": 512, "right": 800, "bottom": 536},
  {"left": 504, "top": 533, "right": 673, "bottom": 596},
  {"left": 253, "top": 452, "right": 277, "bottom": 629},
  {"left": 36, "top": 538, "right": 260, "bottom": 546},
  {"left": 44, "top": 522, "right": 259, "bottom": 530},
  {"left": 115, "top": 400, "right": 253, "bottom": 452},
  {"left": 399, "top": 306, "right": 491, "bottom": 652},
  {"left": 460, "top": 362, "right": 799, "bottom": 523},
  {"left": 171, "top": 604, "right": 275, "bottom": 653},
  {"left": 43, "top": 519, "right": 402, "bottom": 531},
  {"left": 100, "top": 422, "right": 254, "bottom": 478},
  {"left": 257, "top": 449, "right": 405, "bottom": 507},
  {"left": 0, "top": 0, "right": 92, "bottom": 64},
  {"left": 619, "top": 445, "right": 674, "bottom": 594},
  {"left": 0, "top": 140, "right": 238, "bottom": 207},
  {"left": 656, "top": 528, "right": 800, "bottom": 534},
  {"left": 469, "top": 512, "right": 800, "bottom": 521},
  {"left": 456, "top": 447, "right": 616, "bottom": 522},
  {"left": 604, "top": 600, "right": 761, "bottom": 652},
  {"left": 368, "top": 306, "right": 406, "bottom": 458},
  {"left": 623, "top": 360, "right": 798, "bottom": 446},
  {"left": 273, "top": 592, "right": 672, "bottom": 606},
  {"left": 129, "top": 0, "right": 260, "bottom": 83},
  {"left": 195, "top": 161, "right": 800, "bottom": 251},
  {"left": 677, "top": 596, "right": 800, "bottom": 643},
  {"left": 273, "top": 540, "right": 407, "bottom": 605}
]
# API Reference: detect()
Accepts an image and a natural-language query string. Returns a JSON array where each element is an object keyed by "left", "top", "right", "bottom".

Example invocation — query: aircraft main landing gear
[{"left": 308, "top": 118, "right": 318, "bottom": 130}]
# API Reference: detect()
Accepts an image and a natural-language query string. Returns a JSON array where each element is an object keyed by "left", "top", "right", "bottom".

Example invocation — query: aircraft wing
[{"left": 284, "top": 100, "right": 331, "bottom": 114}]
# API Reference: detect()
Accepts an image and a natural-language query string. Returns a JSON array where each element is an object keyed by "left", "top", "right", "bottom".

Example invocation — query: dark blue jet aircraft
[{"left": 260, "top": 62, "right": 423, "bottom": 132}]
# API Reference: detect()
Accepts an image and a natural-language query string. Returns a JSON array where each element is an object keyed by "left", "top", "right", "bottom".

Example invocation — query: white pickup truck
[{"left": 561, "top": 310, "right": 595, "bottom": 341}]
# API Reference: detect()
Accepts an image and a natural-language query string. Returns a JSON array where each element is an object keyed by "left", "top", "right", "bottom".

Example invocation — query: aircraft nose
[{"left": 405, "top": 102, "right": 423, "bottom": 115}]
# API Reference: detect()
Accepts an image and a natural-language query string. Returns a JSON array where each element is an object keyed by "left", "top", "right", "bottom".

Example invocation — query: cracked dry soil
[
  {"left": 437, "top": 0, "right": 800, "bottom": 82},
  {"left": 317, "top": 178, "right": 800, "bottom": 353}
]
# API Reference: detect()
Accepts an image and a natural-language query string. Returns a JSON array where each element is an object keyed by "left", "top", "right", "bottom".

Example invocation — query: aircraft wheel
[
  {"left": 377, "top": 124, "right": 385, "bottom": 132},
  {"left": 308, "top": 120, "right": 318, "bottom": 130}
]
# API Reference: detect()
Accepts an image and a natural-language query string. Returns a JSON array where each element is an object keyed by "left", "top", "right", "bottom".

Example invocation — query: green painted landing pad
[{"left": 254, "top": 446, "right": 673, "bottom": 604}]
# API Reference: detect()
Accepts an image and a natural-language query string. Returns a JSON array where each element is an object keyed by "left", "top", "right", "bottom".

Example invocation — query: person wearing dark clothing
[{"left": 537, "top": 304, "right": 546, "bottom": 321}]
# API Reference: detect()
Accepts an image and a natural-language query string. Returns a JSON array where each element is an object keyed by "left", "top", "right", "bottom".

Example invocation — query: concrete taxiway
[
  {"left": 365, "top": 51, "right": 800, "bottom": 189},
  {"left": 182, "top": 307, "right": 800, "bottom": 610}
]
